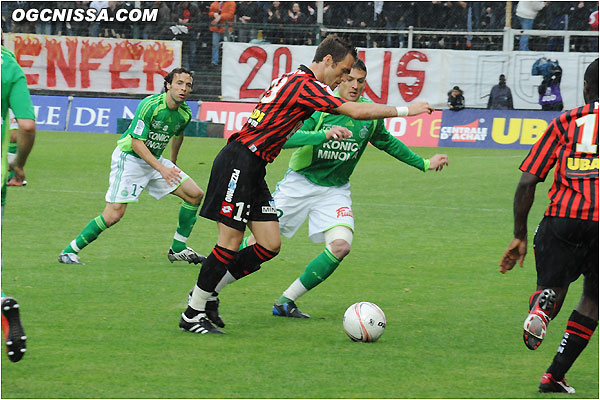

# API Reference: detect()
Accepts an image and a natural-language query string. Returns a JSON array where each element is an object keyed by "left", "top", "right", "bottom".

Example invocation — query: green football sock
[
  {"left": 63, "top": 215, "right": 108, "bottom": 254},
  {"left": 238, "top": 236, "right": 250, "bottom": 251},
  {"left": 171, "top": 202, "right": 199, "bottom": 252},
  {"left": 277, "top": 249, "right": 341, "bottom": 305}
]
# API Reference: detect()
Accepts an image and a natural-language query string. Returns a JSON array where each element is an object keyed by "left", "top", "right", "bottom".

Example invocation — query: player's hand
[
  {"left": 326, "top": 126, "right": 352, "bottom": 141},
  {"left": 428, "top": 154, "right": 449, "bottom": 171},
  {"left": 408, "top": 101, "right": 434, "bottom": 116},
  {"left": 499, "top": 237, "right": 527, "bottom": 274},
  {"left": 161, "top": 166, "right": 182, "bottom": 186},
  {"left": 7, "top": 165, "right": 26, "bottom": 186}
]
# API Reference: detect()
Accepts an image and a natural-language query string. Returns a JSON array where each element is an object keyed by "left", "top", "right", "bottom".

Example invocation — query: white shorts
[
  {"left": 273, "top": 170, "right": 354, "bottom": 243},
  {"left": 105, "top": 147, "right": 188, "bottom": 203}
]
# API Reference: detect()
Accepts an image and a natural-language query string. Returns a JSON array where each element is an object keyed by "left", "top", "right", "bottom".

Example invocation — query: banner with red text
[
  {"left": 4, "top": 33, "right": 181, "bottom": 94},
  {"left": 222, "top": 42, "right": 596, "bottom": 111}
]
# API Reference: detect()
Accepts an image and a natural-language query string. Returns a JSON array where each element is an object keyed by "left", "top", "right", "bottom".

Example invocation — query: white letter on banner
[
  {"left": 96, "top": 108, "right": 111, "bottom": 127},
  {"left": 122, "top": 106, "right": 135, "bottom": 119},
  {"left": 46, "top": 107, "right": 61, "bottom": 125},
  {"left": 387, "top": 117, "right": 407, "bottom": 137},
  {"left": 74, "top": 107, "right": 96, "bottom": 126},
  {"left": 205, "top": 110, "right": 227, "bottom": 124},
  {"left": 236, "top": 112, "right": 251, "bottom": 130}
]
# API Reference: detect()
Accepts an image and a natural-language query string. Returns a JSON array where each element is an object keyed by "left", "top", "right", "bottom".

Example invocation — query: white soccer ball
[{"left": 343, "top": 302, "right": 386, "bottom": 342}]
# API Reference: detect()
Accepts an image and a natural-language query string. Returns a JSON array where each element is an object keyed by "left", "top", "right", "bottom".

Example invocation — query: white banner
[
  {"left": 4, "top": 33, "right": 182, "bottom": 94},
  {"left": 222, "top": 42, "right": 597, "bottom": 111}
]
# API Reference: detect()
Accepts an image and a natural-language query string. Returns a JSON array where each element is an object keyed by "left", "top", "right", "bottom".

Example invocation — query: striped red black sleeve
[
  {"left": 297, "top": 80, "right": 346, "bottom": 112},
  {"left": 520, "top": 119, "right": 559, "bottom": 180}
]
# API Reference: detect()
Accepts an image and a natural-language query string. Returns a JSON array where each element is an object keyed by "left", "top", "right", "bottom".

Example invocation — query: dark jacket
[{"left": 487, "top": 84, "right": 514, "bottom": 110}]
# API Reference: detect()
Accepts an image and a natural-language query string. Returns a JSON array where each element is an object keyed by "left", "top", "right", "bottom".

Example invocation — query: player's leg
[
  {"left": 59, "top": 148, "right": 140, "bottom": 265},
  {"left": 181, "top": 222, "right": 242, "bottom": 334},
  {"left": 59, "top": 202, "right": 127, "bottom": 265},
  {"left": 275, "top": 184, "right": 354, "bottom": 318},
  {"left": 539, "top": 221, "right": 598, "bottom": 393},
  {"left": 0, "top": 290, "right": 27, "bottom": 363},
  {"left": 275, "top": 226, "right": 352, "bottom": 318},
  {"left": 168, "top": 176, "right": 205, "bottom": 263}
]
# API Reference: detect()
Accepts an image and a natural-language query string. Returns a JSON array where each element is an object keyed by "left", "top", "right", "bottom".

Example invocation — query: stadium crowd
[{"left": 2, "top": 1, "right": 598, "bottom": 64}]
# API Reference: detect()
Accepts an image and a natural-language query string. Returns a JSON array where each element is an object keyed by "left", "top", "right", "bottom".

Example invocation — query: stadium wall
[
  {"left": 222, "top": 42, "right": 597, "bottom": 111},
  {"left": 28, "top": 95, "right": 562, "bottom": 150}
]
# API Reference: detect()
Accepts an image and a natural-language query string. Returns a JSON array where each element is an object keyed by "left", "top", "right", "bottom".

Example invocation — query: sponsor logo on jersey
[
  {"left": 440, "top": 119, "right": 488, "bottom": 142},
  {"left": 134, "top": 119, "right": 145, "bottom": 135},
  {"left": 225, "top": 169, "right": 241, "bottom": 203},
  {"left": 336, "top": 206, "right": 353, "bottom": 218},
  {"left": 318, "top": 139, "right": 360, "bottom": 161},
  {"left": 565, "top": 157, "right": 599, "bottom": 178},
  {"left": 220, "top": 202, "right": 234, "bottom": 217}
]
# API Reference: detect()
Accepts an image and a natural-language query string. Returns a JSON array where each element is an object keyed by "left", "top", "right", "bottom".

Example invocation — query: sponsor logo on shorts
[
  {"left": 336, "top": 206, "right": 353, "bottom": 218},
  {"left": 220, "top": 202, "right": 234, "bottom": 217},
  {"left": 225, "top": 169, "right": 240, "bottom": 203},
  {"left": 262, "top": 206, "right": 277, "bottom": 214}
]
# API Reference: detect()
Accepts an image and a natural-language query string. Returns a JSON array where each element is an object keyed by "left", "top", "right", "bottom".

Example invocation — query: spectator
[
  {"left": 89, "top": 0, "right": 108, "bottom": 37},
  {"left": 142, "top": 1, "right": 173, "bottom": 40},
  {"left": 68, "top": 1, "right": 92, "bottom": 37},
  {"left": 174, "top": 1, "right": 201, "bottom": 71},
  {"left": 589, "top": 7, "right": 599, "bottom": 51},
  {"left": 545, "top": 2, "right": 570, "bottom": 51},
  {"left": 487, "top": 74, "right": 514, "bottom": 110},
  {"left": 266, "top": 1, "right": 285, "bottom": 44},
  {"left": 209, "top": 1, "right": 236, "bottom": 67},
  {"left": 516, "top": 1, "right": 545, "bottom": 51},
  {"left": 447, "top": 86, "right": 465, "bottom": 111},
  {"left": 100, "top": 1, "right": 126, "bottom": 38},
  {"left": 237, "top": 1, "right": 263, "bottom": 43},
  {"left": 285, "top": 2, "right": 308, "bottom": 44}
]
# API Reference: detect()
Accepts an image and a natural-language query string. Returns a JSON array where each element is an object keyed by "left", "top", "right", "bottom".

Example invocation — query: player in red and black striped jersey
[
  {"left": 500, "top": 58, "right": 598, "bottom": 393},
  {"left": 180, "top": 35, "right": 435, "bottom": 334}
]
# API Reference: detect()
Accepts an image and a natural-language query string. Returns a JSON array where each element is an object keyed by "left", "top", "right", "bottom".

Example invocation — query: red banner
[{"left": 4, "top": 33, "right": 182, "bottom": 94}]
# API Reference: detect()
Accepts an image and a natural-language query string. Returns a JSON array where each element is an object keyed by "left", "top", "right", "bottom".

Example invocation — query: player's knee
[
  {"left": 103, "top": 205, "right": 126, "bottom": 227},
  {"left": 328, "top": 239, "right": 351, "bottom": 260},
  {"left": 324, "top": 226, "right": 353, "bottom": 260},
  {"left": 188, "top": 188, "right": 204, "bottom": 205}
]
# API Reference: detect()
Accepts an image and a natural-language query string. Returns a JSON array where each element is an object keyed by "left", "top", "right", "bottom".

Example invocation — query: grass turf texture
[{"left": 1, "top": 131, "right": 597, "bottom": 399}]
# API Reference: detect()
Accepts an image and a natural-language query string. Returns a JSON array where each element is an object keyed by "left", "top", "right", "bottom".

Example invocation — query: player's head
[
  {"left": 338, "top": 58, "right": 367, "bottom": 102},
  {"left": 583, "top": 58, "right": 598, "bottom": 104},
  {"left": 499, "top": 74, "right": 506, "bottom": 85},
  {"left": 164, "top": 67, "right": 193, "bottom": 105},
  {"left": 313, "top": 34, "right": 357, "bottom": 90}
]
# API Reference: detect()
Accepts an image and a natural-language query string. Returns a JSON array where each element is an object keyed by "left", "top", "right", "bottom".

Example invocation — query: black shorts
[
  {"left": 199, "top": 140, "right": 278, "bottom": 231},
  {"left": 533, "top": 216, "right": 599, "bottom": 289}
]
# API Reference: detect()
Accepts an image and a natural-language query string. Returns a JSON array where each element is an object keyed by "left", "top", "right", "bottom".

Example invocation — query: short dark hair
[
  {"left": 584, "top": 58, "right": 598, "bottom": 95},
  {"left": 352, "top": 58, "right": 367, "bottom": 74},
  {"left": 313, "top": 34, "right": 357, "bottom": 64},
  {"left": 164, "top": 67, "right": 193, "bottom": 92}
]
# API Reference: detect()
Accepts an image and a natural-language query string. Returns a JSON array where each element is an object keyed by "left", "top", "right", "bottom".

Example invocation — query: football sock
[
  {"left": 63, "top": 215, "right": 108, "bottom": 254},
  {"left": 298, "top": 248, "right": 341, "bottom": 291},
  {"left": 546, "top": 310, "right": 597, "bottom": 380},
  {"left": 238, "top": 236, "right": 250, "bottom": 251},
  {"left": 226, "top": 243, "right": 277, "bottom": 280},
  {"left": 171, "top": 202, "right": 199, "bottom": 252},
  {"left": 280, "top": 279, "right": 308, "bottom": 304},
  {"left": 185, "top": 245, "right": 236, "bottom": 319}
]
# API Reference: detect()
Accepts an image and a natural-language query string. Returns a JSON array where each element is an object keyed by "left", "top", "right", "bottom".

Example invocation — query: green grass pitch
[{"left": 1, "top": 131, "right": 597, "bottom": 398}]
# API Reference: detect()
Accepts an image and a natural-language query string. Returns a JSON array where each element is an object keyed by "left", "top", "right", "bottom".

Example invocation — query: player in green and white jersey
[
  {"left": 59, "top": 68, "right": 206, "bottom": 265},
  {"left": 240, "top": 59, "right": 449, "bottom": 318},
  {"left": 2, "top": 44, "right": 36, "bottom": 362}
]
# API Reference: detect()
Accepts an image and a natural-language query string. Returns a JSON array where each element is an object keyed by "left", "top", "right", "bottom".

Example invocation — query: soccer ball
[{"left": 343, "top": 302, "right": 386, "bottom": 342}]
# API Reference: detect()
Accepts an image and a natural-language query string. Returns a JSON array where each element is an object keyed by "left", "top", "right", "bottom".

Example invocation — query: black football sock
[{"left": 546, "top": 310, "right": 597, "bottom": 380}]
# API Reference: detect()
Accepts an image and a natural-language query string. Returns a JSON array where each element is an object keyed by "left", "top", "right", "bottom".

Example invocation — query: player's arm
[
  {"left": 371, "top": 121, "right": 448, "bottom": 172},
  {"left": 334, "top": 101, "right": 433, "bottom": 120},
  {"left": 499, "top": 171, "right": 541, "bottom": 273},
  {"left": 7, "top": 72, "right": 36, "bottom": 185},
  {"left": 131, "top": 138, "right": 182, "bottom": 186},
  {"left": 283, "top": 111, "right": 352, "bottom": 149}
]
